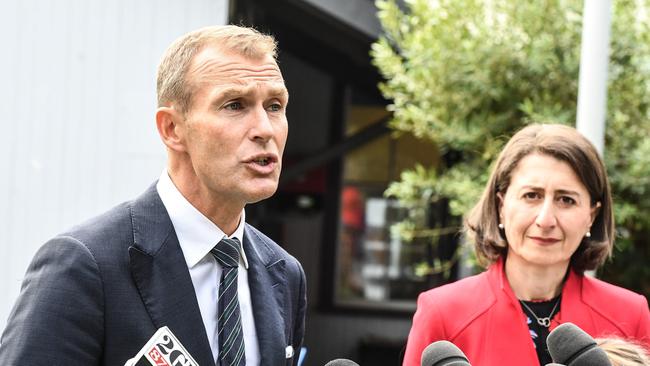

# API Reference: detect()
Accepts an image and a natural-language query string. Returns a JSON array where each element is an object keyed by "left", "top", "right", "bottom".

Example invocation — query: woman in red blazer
[{"left": 403, "top": 124, "right": 650, "bottom": 366}]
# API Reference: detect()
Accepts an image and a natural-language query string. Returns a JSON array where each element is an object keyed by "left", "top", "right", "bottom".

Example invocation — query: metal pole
[{"left": 576, "top": 0, "right": 612, "bottom": 156}]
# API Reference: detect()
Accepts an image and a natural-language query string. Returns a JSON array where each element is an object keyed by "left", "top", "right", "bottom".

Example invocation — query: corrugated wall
[{"left": 0, "top": 0, "right": 228, "bottom": 332}]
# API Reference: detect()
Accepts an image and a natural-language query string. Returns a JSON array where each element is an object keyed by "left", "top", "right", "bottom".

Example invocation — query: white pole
[{"left": 576, "top": 0, "right": 612, "bottom": 156}]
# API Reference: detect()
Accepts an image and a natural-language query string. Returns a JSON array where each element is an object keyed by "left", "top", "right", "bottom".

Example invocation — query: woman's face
[{"left": 498, "top": 153, "right": 599, "bottom": 269}]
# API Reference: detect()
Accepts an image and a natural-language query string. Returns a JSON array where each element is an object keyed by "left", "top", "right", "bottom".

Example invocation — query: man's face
[{"left": 180, "top": 45, "right": 288, "bottom": 207}]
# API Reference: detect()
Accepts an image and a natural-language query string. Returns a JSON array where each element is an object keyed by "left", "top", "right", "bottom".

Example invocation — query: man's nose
[
  {"left": 535, "top": 198, "right": 557, "bottom": 228},
  {"left": 250, "top": 106, "right": 274, "bottom": 142}
]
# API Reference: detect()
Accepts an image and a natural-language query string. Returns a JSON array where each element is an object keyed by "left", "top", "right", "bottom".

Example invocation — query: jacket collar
[
  {"left": 485, "top": 258, "right": 546, "bottom": 364},
  {"left": 128, "top": 184, "right": 291, "bottom": 365},
  {"left": 554, "top": 266, "right": 630, "bottom": 336},
  {"left": 156, "top": 171, "right": 249, "bottom": 269},
  {"left": 242, "top": 225, "right": 288, "bottom": 365},
  {"left": 128, "top": 184, "right": 215, "bottom": 366},
  {"left": 490, "top": 257, "right": 585, "bottom": 332},
  {"left": 489, "top": 257, "right": 519, "bottom": 305}
]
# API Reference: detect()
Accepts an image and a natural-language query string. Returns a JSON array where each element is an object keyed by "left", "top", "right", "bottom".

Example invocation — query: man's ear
[{"left": 156, "top": 106, "right": 187, "bottom": 152}]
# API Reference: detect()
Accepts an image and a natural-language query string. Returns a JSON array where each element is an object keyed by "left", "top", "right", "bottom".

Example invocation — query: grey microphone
[
  {"left": 546, "top": 323, "right": 612, "bottom": 365},
  {"left": 324, "top": 359, "right": 360, "bottom": 366},
  {"left": 421, "top": 340, "right": 471, "bottom": 366}
]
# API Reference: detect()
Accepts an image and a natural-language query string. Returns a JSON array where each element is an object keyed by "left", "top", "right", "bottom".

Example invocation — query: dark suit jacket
[
  {"left": 402, "top": 258, "right": 650, "bottom": 366},
  {"left": 0, "top": 184, "right": 307, "bottom": 366}
]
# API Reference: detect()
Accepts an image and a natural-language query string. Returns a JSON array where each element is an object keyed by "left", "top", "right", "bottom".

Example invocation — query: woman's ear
[
  {"left": 156, "top": 106, "right": 187, "bottom": 152},
  {"left": 590, "top": 201, "right": 602, "bottom": 226},
  {"left": 496, "top": 192, "right": 505, "bottom": 223}
]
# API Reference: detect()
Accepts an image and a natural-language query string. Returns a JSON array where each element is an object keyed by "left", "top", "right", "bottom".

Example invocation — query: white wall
[{"left": 0, "top": 0, "right": 228, "bottom": 333}]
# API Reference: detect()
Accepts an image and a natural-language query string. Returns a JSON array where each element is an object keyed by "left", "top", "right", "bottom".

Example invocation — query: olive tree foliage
[{"left": 371, "top": 0, "right": 650, "bottom": 295}]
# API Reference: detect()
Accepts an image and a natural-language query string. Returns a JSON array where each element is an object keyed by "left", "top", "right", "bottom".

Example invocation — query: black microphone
[
  {"left": 324, "top": 359, "right": 359, "bottom": 366},
  {"left": 421, "top": 340, "right": 471, "bottom": 366},
  {"left": 546, "top": 323, "right": 612, "bottom": 366}
]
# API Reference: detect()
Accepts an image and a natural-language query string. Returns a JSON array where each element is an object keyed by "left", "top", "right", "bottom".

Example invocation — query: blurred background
[{"left": 2, "top": 1, "right": 649, "bottom": 365}]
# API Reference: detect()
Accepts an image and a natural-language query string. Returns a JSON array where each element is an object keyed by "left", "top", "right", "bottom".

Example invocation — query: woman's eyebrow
[
  {"left": 517, "top": 186, "right": 582, "bottom": 199},
  {"left": 555, "top": 189, "right": 580, "bottom": 197},
  {"left": 518, "top": 185, "right": 544, "bottom": 191}
]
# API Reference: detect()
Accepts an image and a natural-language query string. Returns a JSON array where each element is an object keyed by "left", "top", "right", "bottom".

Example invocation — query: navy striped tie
[{"left": 211, "top": 238, "right": 246, "bottom": 366}]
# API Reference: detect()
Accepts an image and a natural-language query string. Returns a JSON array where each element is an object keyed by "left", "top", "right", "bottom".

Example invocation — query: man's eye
[
  {"left": 224, "top": 102, "right": 242, "bottom": 110},
  {"left": 267, "top": 103, "right": 282, "bottom": 112}
]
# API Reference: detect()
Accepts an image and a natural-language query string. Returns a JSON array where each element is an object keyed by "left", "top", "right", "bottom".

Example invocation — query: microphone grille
[
  {"left": 547, "top": 322, "right": 611, "bottom": 365},
  {"left": 323, "top": 359, "right": 360, "bottom": 366},
  {"left": 421, "top": 340, "right": 471, "bottom": 366}
]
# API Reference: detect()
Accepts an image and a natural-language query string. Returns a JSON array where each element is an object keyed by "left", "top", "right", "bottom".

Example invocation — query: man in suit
[{"left": 0, "top": 25, "right": 306, "bottom": 366}]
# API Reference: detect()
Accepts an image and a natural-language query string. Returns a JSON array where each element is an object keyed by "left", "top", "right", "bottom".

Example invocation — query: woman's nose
[{"left": 535, "top": 199, "right": 557, "bottom": 228}]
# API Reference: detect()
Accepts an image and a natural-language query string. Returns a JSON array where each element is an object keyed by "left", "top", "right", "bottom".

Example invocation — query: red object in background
[{"left": 341, "top": 186, "right": 364, "bottom": 230}]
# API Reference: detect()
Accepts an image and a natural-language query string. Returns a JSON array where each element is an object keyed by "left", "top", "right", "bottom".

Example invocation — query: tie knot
[{"left": 211, "top": 237, "right": 241, "bottom": 268}]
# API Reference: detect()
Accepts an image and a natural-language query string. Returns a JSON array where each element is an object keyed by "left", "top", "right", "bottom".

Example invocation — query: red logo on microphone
[{"left": 148, "top": 347, "right": 171, "bottom": 366}]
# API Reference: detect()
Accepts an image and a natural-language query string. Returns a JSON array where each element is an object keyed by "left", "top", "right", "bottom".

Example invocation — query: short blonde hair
[
  {"left": 596, "top": 337, "right": 650, "bottom": 366},
  {"left": 157, "top": 25, "right": 278, "bottom": 114}
]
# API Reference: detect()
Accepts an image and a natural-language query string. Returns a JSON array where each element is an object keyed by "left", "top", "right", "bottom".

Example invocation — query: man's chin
[{"left": 244, "top": 186, "right": 278, "bottom": 204}]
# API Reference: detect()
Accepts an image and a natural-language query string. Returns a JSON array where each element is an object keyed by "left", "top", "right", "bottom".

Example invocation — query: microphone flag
[{"left": 124, "top": 326, "right": 198, "bottom": 366}]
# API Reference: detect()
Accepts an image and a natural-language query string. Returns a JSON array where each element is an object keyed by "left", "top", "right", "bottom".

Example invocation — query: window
[{"left": 332, "top": 87, "right": 456, "bottom": 311}]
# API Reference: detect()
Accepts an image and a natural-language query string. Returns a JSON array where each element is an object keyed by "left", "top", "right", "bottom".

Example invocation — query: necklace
[{"left": 519, "top": 297, "right": 560, "bottom": 327}]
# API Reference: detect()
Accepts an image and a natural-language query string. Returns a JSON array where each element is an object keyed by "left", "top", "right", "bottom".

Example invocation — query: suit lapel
[
  {"left": 243, "top": 226, "right": 288, "bottom": 365},
  {"left": 128, "top": 185, "right": 215, "bottom": 366}
]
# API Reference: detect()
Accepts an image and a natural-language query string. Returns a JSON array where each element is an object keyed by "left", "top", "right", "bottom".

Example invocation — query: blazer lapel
[
  {"left": 554, "top": 270, "right": 599, "bottom": 334},
  {"left": 128, "top": 185, "right": 215, "bottom": 366},
  {"left": 243, "top": 227, "right": 288, "bottom": 365},
  {"left": 485, "top": 259, "right": 540, "bottom": 365}
]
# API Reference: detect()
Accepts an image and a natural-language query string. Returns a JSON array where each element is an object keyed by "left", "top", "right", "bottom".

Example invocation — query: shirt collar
[{"left": 156, "top": 170, "right": 248, "bottom": 269}]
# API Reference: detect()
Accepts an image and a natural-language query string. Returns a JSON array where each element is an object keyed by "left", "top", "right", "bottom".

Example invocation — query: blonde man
[{"left": 0, "top": 25, "right": 306, "bottom": 366}]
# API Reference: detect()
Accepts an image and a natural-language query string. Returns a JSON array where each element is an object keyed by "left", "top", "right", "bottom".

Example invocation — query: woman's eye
[
  {"left": 523, "top": 192, "right": 541, "bottom": 200},
  {"left": 558, "top": 196, "right": 576, "bottom": 206}
]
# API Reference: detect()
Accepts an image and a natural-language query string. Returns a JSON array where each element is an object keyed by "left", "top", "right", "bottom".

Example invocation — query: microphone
[
  {"left": 421, "top": 340, "right": 471, "bottom": 366},
  {"left": 123, "top": 326, "right": 198, "bottom": 366},
  {"left": 546, "top": 323, "right": 612, "bottom": 366},
  {"left": 324, "top": 359, "right": 359, "bottom": 366}
]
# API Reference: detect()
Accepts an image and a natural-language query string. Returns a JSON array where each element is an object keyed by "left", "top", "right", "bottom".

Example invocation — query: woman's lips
[{"left": 528, "top": 236, "right": 561, "bottom": 245}]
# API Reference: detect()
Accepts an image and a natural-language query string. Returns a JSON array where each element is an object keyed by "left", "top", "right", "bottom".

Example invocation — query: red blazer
[{"left": 403, "top": 259, "right": 650, "bottom": 366}]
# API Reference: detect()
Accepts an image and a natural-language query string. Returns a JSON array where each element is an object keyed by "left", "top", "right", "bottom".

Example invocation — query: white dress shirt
[{"left": 156, "top": 171, "right": 261, "bottom": 365}]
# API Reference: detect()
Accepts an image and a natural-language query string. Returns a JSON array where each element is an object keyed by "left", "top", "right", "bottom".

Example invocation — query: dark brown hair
[{"left": 465, "top": 124, "right": 614, "bottom": 273}]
